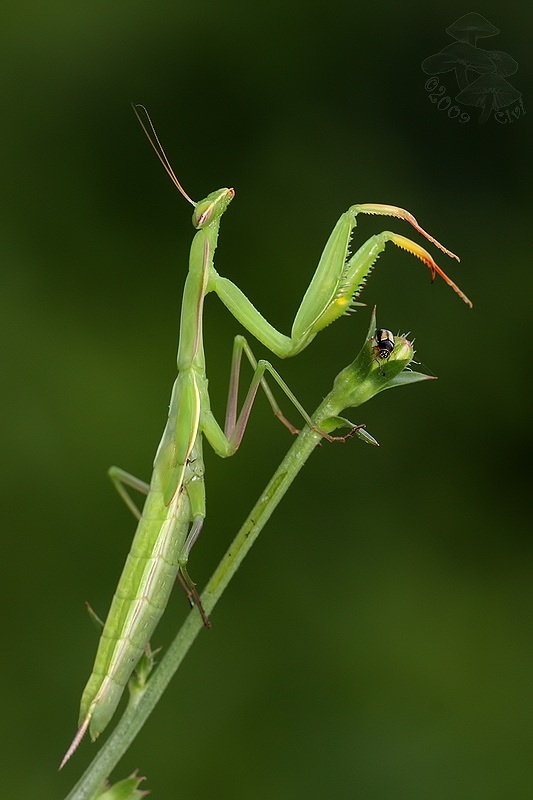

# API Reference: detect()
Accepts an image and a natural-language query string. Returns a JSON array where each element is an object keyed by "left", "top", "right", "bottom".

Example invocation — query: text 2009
[{"left": 424, "top": 78, "right": 470, "bottom": 123}]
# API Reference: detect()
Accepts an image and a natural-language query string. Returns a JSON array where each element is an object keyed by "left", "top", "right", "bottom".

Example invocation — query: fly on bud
[{"left": 373, "top": 328, "right": 395, "bottom": 360}]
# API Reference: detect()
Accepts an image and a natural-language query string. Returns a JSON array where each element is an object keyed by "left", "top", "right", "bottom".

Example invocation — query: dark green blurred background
[{"left": 2, "top": 1, "right": 531, "bottom": 797}]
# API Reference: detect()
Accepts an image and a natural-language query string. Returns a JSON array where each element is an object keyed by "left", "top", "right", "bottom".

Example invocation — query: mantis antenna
[{"left": 132, "top": 103, "right": 197, "bottom": 207}]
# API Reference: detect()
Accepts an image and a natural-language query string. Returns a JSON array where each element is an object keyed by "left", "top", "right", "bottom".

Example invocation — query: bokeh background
[{"left": 2, "top": 2, "right": 531, "bottom": 798}]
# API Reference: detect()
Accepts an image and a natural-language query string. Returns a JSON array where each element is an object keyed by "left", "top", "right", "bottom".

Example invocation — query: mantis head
[{"left": 193, "top": 188, "right": 235, "bottom": 229}]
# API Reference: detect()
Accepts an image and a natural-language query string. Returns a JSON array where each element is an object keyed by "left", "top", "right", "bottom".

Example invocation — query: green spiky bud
[
  {"left": 315, "top": 307, "right": 434, "bottom": 434},
  {"left": 93, "top": 771, "right": 148, "bottom": 800}
]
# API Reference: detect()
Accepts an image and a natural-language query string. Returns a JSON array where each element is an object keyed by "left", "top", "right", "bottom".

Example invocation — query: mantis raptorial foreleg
[
  {"left": 61, "top": 105, "right": 472, "bottom": 767},
  {"left": 211, "top": 211, "right": 470, "bottom": 363}
]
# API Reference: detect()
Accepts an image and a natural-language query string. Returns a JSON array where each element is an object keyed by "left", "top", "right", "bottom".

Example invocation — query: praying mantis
[{"left": 61, "top": 105, "right": 471, "bottom": 767}]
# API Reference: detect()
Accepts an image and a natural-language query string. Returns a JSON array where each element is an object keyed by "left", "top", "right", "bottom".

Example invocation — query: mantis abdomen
[{"left": 79, "top": 485, "right": 191, "bottom": 739}]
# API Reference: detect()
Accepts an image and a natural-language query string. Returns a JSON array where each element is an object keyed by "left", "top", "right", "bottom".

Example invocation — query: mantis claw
[
  {"left": 353, "top": 203, "right": 461, "bottom": 262},
  {"left": 388, "top": 233, "right": 472, "bottom": 307}
]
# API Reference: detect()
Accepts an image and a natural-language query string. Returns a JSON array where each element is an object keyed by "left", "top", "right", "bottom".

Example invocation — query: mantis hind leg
[
  {"left": 177, "top": 457, "right": 210, "bottom": 626},
  {"left": 225, "top": 334, "right": 299, "bottom": 437},
  {"left": 79, "top": 469, "right": 150, "bottom": 641},
  {"left": 178, "top": 515, "right": 211, "bottom": 628},
  {"left": 218, "top": 335, "right": 358, "bottom": 451},
  {"left": 108, "top": 465, "right": 150, "bottom": 520}
]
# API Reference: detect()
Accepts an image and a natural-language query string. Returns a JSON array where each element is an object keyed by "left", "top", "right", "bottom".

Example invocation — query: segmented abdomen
[{"left": 79, "top": 487, "right": 190, "bottom": 739}]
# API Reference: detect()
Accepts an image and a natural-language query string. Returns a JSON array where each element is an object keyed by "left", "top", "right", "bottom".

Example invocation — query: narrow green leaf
[{"left": 383, "top": 370, "right": 437, "bottom": 390}]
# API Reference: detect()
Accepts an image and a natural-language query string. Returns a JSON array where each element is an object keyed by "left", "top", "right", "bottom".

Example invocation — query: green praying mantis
[{"left": 61, "top": 105, "right": 472, "bottom": 767}]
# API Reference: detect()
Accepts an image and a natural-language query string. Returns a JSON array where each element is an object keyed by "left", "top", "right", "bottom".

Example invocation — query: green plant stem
[{"left": 64, "top": 316, "right": 423, "bottom": 800}]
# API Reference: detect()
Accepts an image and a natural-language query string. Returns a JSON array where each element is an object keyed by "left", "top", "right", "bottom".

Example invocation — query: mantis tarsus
[{"left": 61, "top": 105, "right": 471, "bottom": 767}]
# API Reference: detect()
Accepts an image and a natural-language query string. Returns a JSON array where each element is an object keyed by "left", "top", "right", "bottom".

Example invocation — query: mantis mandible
[{"left": 61, "top": 105, "right": 471, "bottom": 766}]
